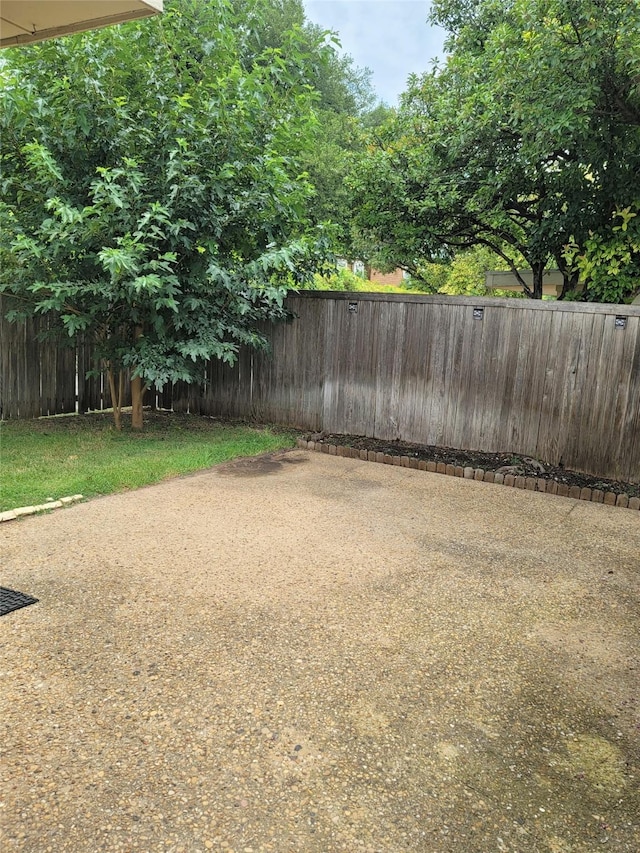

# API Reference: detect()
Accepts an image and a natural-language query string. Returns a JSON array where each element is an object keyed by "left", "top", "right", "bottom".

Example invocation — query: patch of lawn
[{"left": 0, "top": 411, "right": 296, "bottom": 511}]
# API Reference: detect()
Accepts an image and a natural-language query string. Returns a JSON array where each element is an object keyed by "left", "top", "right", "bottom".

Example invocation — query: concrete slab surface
[{"left": 1, "top": 450, "right": 639, "bottom": 852}]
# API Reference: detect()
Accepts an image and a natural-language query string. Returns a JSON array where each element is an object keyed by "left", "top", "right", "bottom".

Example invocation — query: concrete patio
[{"left": 1, "top": 449, "right": 638, "bottom": 852}]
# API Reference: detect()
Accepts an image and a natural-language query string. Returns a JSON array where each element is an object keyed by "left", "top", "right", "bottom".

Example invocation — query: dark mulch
[{"left": 307, "top": 432, "right": 639, "bottom": 499}]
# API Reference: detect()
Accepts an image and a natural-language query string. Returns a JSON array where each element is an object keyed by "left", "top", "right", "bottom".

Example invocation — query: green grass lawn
[{"left": 0, "top": 411, "right": 295, "bottom": 512}]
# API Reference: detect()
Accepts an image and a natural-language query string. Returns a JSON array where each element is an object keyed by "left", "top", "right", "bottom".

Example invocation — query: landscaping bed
[{"left": 303, "top": 432, "right": 640, "bottom": 503}]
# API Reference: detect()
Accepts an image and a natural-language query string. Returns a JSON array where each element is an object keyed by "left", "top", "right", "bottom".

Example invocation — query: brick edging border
[
  {"left": 296, "top": 440, "right": 639, "bottom": 512},
  {"left": 0, "top": 494, "right": 84, "bottom": 523}
]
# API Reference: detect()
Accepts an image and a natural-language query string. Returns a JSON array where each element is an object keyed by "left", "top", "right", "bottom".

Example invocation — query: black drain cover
[{"left": 0, "top": 587, "right": 39, "bottom": 617}]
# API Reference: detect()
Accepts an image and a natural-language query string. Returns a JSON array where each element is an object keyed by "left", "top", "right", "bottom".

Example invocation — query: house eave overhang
[{"left": 0, "top": 1, "right": 162, "bottom": 48}]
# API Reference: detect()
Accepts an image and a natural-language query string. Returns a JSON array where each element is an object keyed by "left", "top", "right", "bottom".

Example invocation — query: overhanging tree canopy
[{"left": 350, "top": 0, "right": 640, "bottom": 300}]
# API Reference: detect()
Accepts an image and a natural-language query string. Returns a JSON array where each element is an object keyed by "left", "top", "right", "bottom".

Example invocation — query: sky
[{"left": 303, "top": 1, "right": 446, "bottom": 106}]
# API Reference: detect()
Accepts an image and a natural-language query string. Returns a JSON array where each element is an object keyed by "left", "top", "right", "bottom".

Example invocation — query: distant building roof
[{"left": 485, "top": 269, "right": 564, "bottom": 297}]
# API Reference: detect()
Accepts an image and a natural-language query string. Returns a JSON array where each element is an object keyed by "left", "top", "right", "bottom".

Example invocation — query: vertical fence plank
[
  {"left": 396, "top": 301, "right": 433, "bottom": 444},
  {"left": 518, "top": 307, "right": 554, "bottom": 458},
  {"left": 536, "top": 310, "right": 572, "bottom": 466},
  {"left": 449, "top": 304, "right": 483, "bottom": 450},
  {"left": 560, "top": 312, "right": 602, "bottom": 474},
  {"left": 476, "top": 303, "right": 512, "bottom": 452},
  {"left": 420, "top": 305, "right": 457, "bottom": 444}
]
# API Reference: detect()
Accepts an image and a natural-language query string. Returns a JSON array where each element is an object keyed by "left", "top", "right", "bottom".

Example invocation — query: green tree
[
  {"left": 0, "top": 0, "right": 329, "bottom": 429},
  {"left": 298, "top": 21, "right": 378, "bottom": 255},
  {"left": 404, "top": 246, "right": 513, "bottom": 296},
  {"left": 231, "top": 0, "right": 379, "bottom": 256},
  {"left": 565, "top": 204, "right": 640, "bottom": 303},
  {"left": 351, "top": 0, "right": 640, "bottom": 300}
]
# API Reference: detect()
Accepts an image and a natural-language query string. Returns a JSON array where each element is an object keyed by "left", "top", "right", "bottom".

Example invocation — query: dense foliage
[
  {"left": 350, "top": 0, "right": 640, "bottom": 301},
  {"left": 0, "top": 0, "right": 336, "bottom": 427},
  {"left": 236, "top": 0, "right": 381, "bottom": 255},
  {"left": 403, "top": 247, "right": 512, "bottom": 297}
]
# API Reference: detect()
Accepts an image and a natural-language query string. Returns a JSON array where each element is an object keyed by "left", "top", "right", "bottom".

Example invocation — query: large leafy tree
[
  {"left": 232, "top": 0, "right": 379, "bottom": 255},
  {"left": 0, "top": 0, "right": 330, "bottom": 428},
  {"left": 350, "top": 0, "right": 640, "bottom": 300}
]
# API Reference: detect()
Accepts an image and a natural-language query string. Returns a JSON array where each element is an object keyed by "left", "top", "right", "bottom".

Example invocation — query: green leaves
[
  {"left": 566, "top": 205, "right": 640, "bottom": 303},
  {"left": 98, "top": 246, "right": 140, "bottom": 279},
  {"left": 22, "top": 142, "right": 64, "bottom": 184},
  {"left": 352, "top": 0, "right": 640, "bottom": 301},
  {"left": 1, "top": 0, "right": 331, "bottom": 402}
]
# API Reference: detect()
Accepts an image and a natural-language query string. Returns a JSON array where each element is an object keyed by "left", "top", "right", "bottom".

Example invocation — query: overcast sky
[{"left": 303, "top": 1, "right": 446, "bottom": 106}]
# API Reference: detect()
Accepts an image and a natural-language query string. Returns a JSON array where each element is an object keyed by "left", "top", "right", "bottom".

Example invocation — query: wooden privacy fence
[
  {"left": 182, "top": 293, "right": 640, "bottom": 483},
  {"left": 0, "top": 297, "right": 129, "bottom": 419},
  {"left": 1, "top": 292, "right": 639, "bottom": 482}
]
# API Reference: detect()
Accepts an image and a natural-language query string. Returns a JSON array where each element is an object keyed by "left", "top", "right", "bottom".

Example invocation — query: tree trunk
[
  {"left": 107, "top": 365, "right": 123, "bottom": 431},
  {"left": 131, "top": 324, "right": 145, "bottom": 430},
  {"left": 531, "top": 262, "right": 544, "bottom": 299},
  {"left": 131, "top": 374, "right": 144, "bottom": 430},
  {"left": 556, "top": 254, "right": 581, "bottom": 300},
  {"left": 558, "top": 270, "right": 580, "bottom": 300}
]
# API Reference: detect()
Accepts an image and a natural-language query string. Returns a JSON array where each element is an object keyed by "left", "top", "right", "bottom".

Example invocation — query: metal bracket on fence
[
  {"left": 615, "top": 316, "right": 627, "bottom": 329},
  {"left": 473, "top": 307, "right": 484, "bottom": 320}
]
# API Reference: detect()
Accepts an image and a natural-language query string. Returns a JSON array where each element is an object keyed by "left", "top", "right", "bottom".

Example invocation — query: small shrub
[{"left": 304, "top": 269, "right": 364, "bottom": 291}]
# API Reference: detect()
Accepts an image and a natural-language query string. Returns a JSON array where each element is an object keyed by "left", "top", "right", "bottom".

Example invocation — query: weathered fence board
[{"left": 2, "top": 292, "right": 639, "bottom": 482}]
